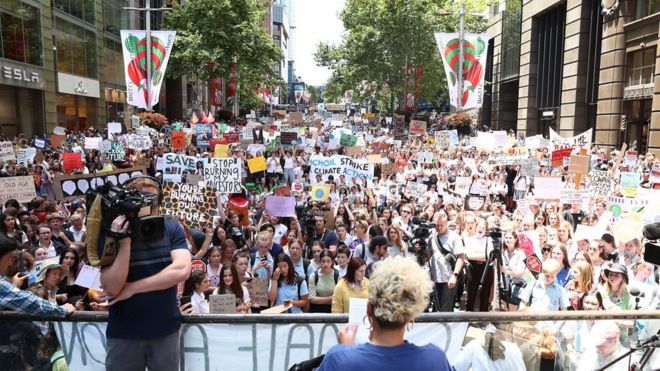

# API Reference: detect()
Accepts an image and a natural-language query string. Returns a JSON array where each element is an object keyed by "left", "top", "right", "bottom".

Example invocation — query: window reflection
[{"left": 0, "top": 1, "right": 42, "bottom": 66}]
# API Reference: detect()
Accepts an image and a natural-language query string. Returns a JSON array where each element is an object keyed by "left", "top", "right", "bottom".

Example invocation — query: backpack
[
  {"left": 312, "top": 269, "right": 339, "bottom": 286},
  {"left": 302, "top": 258, "right": 310, "bottom": 281}
]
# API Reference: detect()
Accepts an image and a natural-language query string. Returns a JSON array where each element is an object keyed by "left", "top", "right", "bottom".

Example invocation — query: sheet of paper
[{"left": 74, "top": 264, "right": 103, "bottom": 291}]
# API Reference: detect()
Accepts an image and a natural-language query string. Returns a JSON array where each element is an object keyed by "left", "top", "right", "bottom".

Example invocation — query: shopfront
[
  {"left": 0, "top": 59, "right": 46, "bottom": 137},
  {"left": 56, "top": 72, "right": 99, "bottom": 130}
]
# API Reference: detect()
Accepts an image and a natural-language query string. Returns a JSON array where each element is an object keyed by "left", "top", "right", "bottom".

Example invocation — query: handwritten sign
[
  {"left": 264, "top": 196, "right": 296, "bottom": 217},
  {"left": 209, "top": 294, "right": 237, "bottom": 314},
  {"left": 560, "top": 189, "right": 590, "bottom": 204},
  {"left": 159, "top": 182, "right": 217, "bottom": 229},
  {"left": 172, "top": 131, "right": 186, "bottom": 150},
  {"left": 589, "top": 170, "right": 611, "bottom": 198},
  {"left": 620, "top": 172, "right": 640, "bottom": 197},
  {"left": 367, "top": 154, "right": 381, "bottom": 164},
  {"left": 74, "top": 264, "right": 102, "bottom": 291},
  {"left": 63, "top": 153, "right": 83, "bottom": 171},
  {"left": 246, "top": 277, "right": 269, "bottom": 307},
  {"left": 203, "top": 158, "right": 242, "bottom": 193},
  {"left": 551, "top": 148, "right": 572, "bottom": 167},
  {"left": 214, "top": 144, "right": 229, "bottom": 158},
  {"left": 417, "top": 151, "right": 433, "bottom": 164},
  {"left": 381, "top": 163, "right": 397, "bottom": 176},
  {"left": 84, "top": 137, "right": 101, "bottom": 150},
  {"left": 16, "top": 148, "right": 36, "bottom": 166},
  {"left": 0, "top": 176, "right": 36, "bottom": 204},
  {"left": 0, "top": 141, "right": 15, "bottom": 161},
  {"left": 409, "top": 120, "right": 427, "bottom": 135},
  {"left": 339, "top": 133, "right": 357, "bottom": 147},
  {"left": 568, "top": 155, "right": 590, "bottom": 174},
  {"left": 108, "top": 122, "right": 122, "bottom": 134},
  {"left": 108, "top": 142, "right": 125, "bottom": 162},
  {"left": 281, "top": 131, "right": 298, "bottom": 145},
  {"left": 533, "top": 176, "right": 563, "bottom": 201}
]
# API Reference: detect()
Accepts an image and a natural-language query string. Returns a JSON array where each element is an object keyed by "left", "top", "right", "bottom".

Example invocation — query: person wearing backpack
[
  {"left": 308, "top": 250, "right": 340, "bottom": 313},
  {"left": 268, "top": 253, "right": 308, "bottom": 314}
]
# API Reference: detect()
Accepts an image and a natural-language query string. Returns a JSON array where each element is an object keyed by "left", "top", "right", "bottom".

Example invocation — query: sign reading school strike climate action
[
  {"left": 203, "top": 158, "right": 242, "bottom": 193},
  {"left": 309, "top": 155, "right": 374, "bottom": 182},
  {"left": 159, "top": 182, "right": 217, "bottom": 229},
  {"left": 0, "top": 176, "right": 36, "bottom": 204}
]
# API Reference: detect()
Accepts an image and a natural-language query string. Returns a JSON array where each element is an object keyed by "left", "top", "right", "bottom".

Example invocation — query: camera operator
[
  {"left": 312, "top": 213, "right": 339, "bottom": 252},
  {"left": 100, "top": 178, "right": 191, "bottom": 371},
  {"left": 425, "top": 212, "right": 465, "bottom": 312}
]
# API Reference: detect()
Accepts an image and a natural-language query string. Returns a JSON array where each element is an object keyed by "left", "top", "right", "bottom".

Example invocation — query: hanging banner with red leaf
[
  {"left": 434, "top": 33, "right": 490, "bottom": 110},
  {"left": 121, "top": 30, "right": 176, "bottom": 109}
]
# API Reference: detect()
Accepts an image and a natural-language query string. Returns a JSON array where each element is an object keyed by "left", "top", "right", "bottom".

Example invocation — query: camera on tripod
[
  {"left": 487, "top": 227, "right": 502, "bottom": 251},
  {"left": 90, "top": 182, "right": 164, "bottom": 241}
]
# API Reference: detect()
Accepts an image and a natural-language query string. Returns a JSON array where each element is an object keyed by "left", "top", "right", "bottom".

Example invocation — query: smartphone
[
  {"left": 244, "top": 277, "right": 254, "bottom": 282},
  {"left": 283, "top": 299, "right": 292, "bottom": 305},
  {"left": 260, "top": 256, "right": 268, "bottom": 262},
  {"left": 180, "top": 295, "right": 192, "bottom": 306}
]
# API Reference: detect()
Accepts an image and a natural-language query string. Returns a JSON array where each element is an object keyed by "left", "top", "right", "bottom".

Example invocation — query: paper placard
[
  {"left": 551, "top": 148, "right": 572, "bottom": 167},
  {"left": 367, "top": 154, "right": 381, "bottom": 164},
  {"left": 0, "top": 176, "right": 37, "bottom": 204},
  {"left": 246, "top": 277, "right": 269, "bottom": 307},
  {"left": 345, "top": 147, "right": 362, "bottom": 157},
  {"left": 465, "top": 195, "right": 486, "bottom": 211},
  {"left": 559, "top": 189, "right": 590, "bottom": 204},
  {"left": 16, "top": 148, "right": 36, "bottom": 166},
  {"left": 209, "top": 294, "right": 237, "bottom": 314},
  {"left": 620, "top": 172, "right": 640, "bottom": 197},
  {"left": 84, "top": 137, "right": 101, "bottom": 150},
  {"left": 381, "top": 163, "right": 397, "bottom": 176},
  {"left": 568, "top": 155, "right": 590, "bottom": 174},
  {"left": 34, "top": 138, "right": 46, "bottom": 149},
  {"left": 53, "top": 126, "right": 66, "bottom": 135},
  {"left": 108, "top": 122, "right": 122, "bottom": 134},
  {"left": 409, "top": 120, "right": 427, "bottom": 135},
  {"left": 74, "top": 264, "right": 103, "bottom": 291},
  {"left": 108, "top": 142, "right": 126, "bottom": 162},
  {"left": 172, "top": 131, "right": 186, "bottom": 150},
  {"left": 203, "top": 158, "right": 242, "bottom": 193},
  {"left": 264, "top": 196, "right": 296, "bottom": 217},
  {"left": 417, "top": 151, "right": 433, "bottom": 164},
  {"left": 454, "top": 177, "right": 471, "bottom": 196},
  {"left": 0, "top": 141, "right": 15, "bottom": 161},
  {"left": 589, "top": 170, "right": 612, "bottom": 198},
  {"left": 533, "top": 177, "right": 563, "bottom": 200},
  {"left": 340, "top": 133, "right": 357, "bottom": 147},
  {"left": 62, "top": 152, "right": 83, "bottom": 171},
  {"left": 247, "top": 156, "right": 267, "bottom": 173},
  {"left": 159, "top": 182, "right": 218, "bottom": 229},
  {"left": 214, "top": 144, "right": 229, "bottom": 158}
]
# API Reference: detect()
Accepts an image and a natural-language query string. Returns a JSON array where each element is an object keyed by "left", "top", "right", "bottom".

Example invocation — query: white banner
[
  {"left": 549, "top": 128, "right": 592, "bottom": 146},
  {"left": 309, "top": 155, "right": 374, "bottom": 183},
  {"left": 55, "top": 321, "right": 468, "bottom": 371},
  {"left": 434, "top": 33, "right": 490, "bottom": 110},
  {"left": 120, "top": 30, "right": 176, "bottom": 109}
]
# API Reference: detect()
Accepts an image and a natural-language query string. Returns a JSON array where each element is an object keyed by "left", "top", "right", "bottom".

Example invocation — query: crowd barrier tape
[{"left": 2, "top": 311, "right": 659, "bottom": 371}]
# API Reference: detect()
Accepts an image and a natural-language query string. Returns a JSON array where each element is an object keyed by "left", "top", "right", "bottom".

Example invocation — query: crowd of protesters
[{"left": 0, "top": 109, "right": 659, "bottom": 370}]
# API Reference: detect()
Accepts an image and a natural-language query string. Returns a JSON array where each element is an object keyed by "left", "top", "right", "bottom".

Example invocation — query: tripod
[
  {"left": 596, "top": 333, "right": 660, "bottom": 371},
  {"left": 475, "top": 238, "right": 509, "bottom": 312}
]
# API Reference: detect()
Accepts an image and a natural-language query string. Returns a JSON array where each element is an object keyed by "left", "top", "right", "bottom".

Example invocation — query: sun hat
[{"left": 36, "top": 263, "right": 69, "bottom": 283}]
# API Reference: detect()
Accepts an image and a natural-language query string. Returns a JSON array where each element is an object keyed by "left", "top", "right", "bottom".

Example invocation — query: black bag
[{"left": 288, "top": 354, "right": 325, "bottom": 371}]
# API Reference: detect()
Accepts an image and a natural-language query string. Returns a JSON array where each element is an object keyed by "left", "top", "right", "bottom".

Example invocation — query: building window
[
  {"left": 103, "top": 1, "right": 125, "bottom": 36},
  {"left": 104, "top": 37, "right": 124, "bottom": 86},
  {"left": 0, "top": 1, "right": 42, "bottom": 66},
  {"left": 55, "top": 17, "right": 98, "bottom": 78},
  {"left": 627, "top": 48, "right": 655, "bottom": 86},
  {"left": 635, "top": 0, "right": 659, "bottom": 20},
  {"left": 500, "top": 0, "right": 521, "bottom": 81},
  {"left": 53, "top": 0, "right": 95, "bottom": 24}
]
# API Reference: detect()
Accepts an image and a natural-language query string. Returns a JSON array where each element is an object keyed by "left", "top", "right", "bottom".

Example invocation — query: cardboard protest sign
[
  {"left": 0, "top": 176, "right": 36, "bottom": 204},
  {"left": 247, "top": 156, "right": 267, "bottom": 173},
  {"left": 345, "top": 147, "right": 362, "bottom": 157},
  {"left": 16, "top": 148, "right": 36, "bottom": 166},
  {"left": 264, "top": 196, "right": 296, "bottom": 217},
  {"left": 84, "top": 137, "right": 101, "bottom": 150},
  {"left": 551, "top": 148, "right": 572, "bottom": 167},
  {"left": 108, "top": 142, "right": 125, "bottom": 162},
  {"left": 533, "top": 177, "right": 563, "bottom": 201},
  {"left": 108, "top": 122, "right": 122, "bottom": 134},
  {"left": 0, "top": 141, "right": 15, "bottom": 161},
  {"left": 171, "top": 131, "right": 186, "bottom": 150},
  {"left": 62, "top": 153, "right": 83, "bottom": 171},
  {"left": 203, "top": 158, "right": 242, "bottom": 193},
  {"left": 409, "top": 120, "right": 427, "bottom": 135},
  {"left": 340, "top": 133, "right": 357, "bottom": 147},
  {"left": 53, "top": 167, "right": 147, "bottom": 200},
  {"left": 53, "top": 126, "right": 66, "bottom": 135},
  {"left": 50, "top": 135, "right": 66, "bottom": 148},
  {"left": 620, "top": 172, "right": 640, "bottom": 197},
  {"left": 381, "top": 163, "right": 397, "bottom": 176},
  {"left": 209, "top": 294, "right": 237, "bottom": 314},
  {"left": 589, "top": 170, "right": 611, "bottom": 198},
  {"left": 367, "top": 154, "right": 381, "bottom": 164},
  {"left": 246, "top": 277, "right": 269, "bottom": 307},
  {"left": 159, "top": 182, "right": 217, "bottom": 229},
  {"left": 195, "top": 124, "right": 212, "bottom": 147},
  {"left": 567, "top": 155, "right": 590, "bottom": 174},
  {"left": 281, "top": 131, "right": 298, "bottom": 145}
]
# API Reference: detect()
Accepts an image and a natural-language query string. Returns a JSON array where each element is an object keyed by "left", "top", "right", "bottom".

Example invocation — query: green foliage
[
  {"left": 315, "top": 0, "right": 489, "bottom": 113},
  {"left": 165, "top": 0, "right": 284, "bottom": 92}
]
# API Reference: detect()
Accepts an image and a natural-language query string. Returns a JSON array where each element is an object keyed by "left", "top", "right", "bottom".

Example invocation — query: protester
[
  {"left": 214, "top": 263, "right": 251, "bottom": 313},
  {"left": 308, "top": 250, "right": 339, "bottom": 313},
  {"left": 268, "top": 253, "right": 308, "bottom": 313},
  {"left": 331, "top": 257, "right": 369, "bottom": 313},
  {"left": 183, "top": 270, "right": 209, "bottom": 314}
]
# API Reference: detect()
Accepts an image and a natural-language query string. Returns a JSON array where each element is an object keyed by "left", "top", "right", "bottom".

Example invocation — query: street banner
[
  {"left": 53, "top": 167, "right": 147, "bottom": 200},
  {"left": 120, "top": 30, "right": 176, "bottom": 109},
  {"left": 434, "top": 33, "right": 490, "bottom": 110},
  {"left": 309, "top": 155, "right": 374, "bottom": 183}
]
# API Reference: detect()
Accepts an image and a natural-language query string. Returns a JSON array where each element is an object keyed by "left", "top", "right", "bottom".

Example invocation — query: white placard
[
  {"left": 0, "top": 141, "right": 15, "bottom": 161},
  {"left": 108, "top": 122, "right": 122, "bottom": 134},
  {"left": 74, "top": 264, "right": 103, "bottom": 291}
]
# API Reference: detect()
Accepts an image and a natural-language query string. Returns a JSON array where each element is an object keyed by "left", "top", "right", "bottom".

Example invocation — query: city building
[{"left": 487, "top": 0, "right": 659, "bottom": 155}]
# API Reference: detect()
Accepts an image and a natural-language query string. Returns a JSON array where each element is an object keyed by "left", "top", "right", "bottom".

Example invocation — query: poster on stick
[{"left": 159, "top": 182, "right": 217, "bottom": 229}]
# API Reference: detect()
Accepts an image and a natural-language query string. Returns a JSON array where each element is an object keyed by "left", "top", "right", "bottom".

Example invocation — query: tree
[
  {"left": 307, "top": 85, "right": 319, "bottom": 106},
  {"left": 164, "top": 0, "right": 284, "bottom": 108},
  {"left": 315, "top": 0, "right": 489, "bottom": 113}
]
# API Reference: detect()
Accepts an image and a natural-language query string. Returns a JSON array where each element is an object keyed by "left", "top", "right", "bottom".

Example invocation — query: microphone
[
  {"left": 643, "top": 222, "right": 660, "bottom": 240},
  {"left": 629, "top": 287, "right": 645, "bottom": 298}
]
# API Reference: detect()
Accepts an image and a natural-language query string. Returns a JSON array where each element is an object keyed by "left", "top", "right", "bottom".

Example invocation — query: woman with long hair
[
  {"left": 220, "top": 239, "right": 237, "bottom": 266},
  {"left": 502, "top": 231, "right": 526, "bottom": 309},
  {"left": 0, "top": 213, "right": 25, "bottom": 244},
  {"left": 206, "top": 246, "right": 222, "bottom": 288},
  {"left": 547, "top": 212, "right": 561, "bottom": 230},
  {"left": 213, "top": 263, "right": 251, "bottom": 313},
  {"left": 182, "top": 270, "right": 210, "bottom": 314},
  {"left": 268, "top": 253, "right": 308, "bottom": 313},
  {"left": 464, "top": 219, "right": 493, "bottom": 312},
  {"left": 386, "top": 225, "right": 407, "bottom": 257},
  {"left": 318, "top": 256, "right": 451, "bottom": 371},
  {"left": 598, "top": 263, "right": 634, "bottom": 310},
  {"left": 308, "top": 250, "right": 338, "bottom": 313},
  {"left": 534, "top": 212, "right": 547, "bottom": 229},
  {"left": 557, "top": 221, "right": 575, "bottom": 258},
  {"left": 211, "top": 225, "right": 227, "bottom": 247},
  {"left": 57, "top": 248, "right": 85, "bottom": 304},
  {"left": 551, "top": 244, "right": 571, "bottom": 286},
  {"left": 331, "top": 257, "right": 369, "bottom": 313},
  {"left": 565, "top": 261, "right": 594, "bottom": 310}
]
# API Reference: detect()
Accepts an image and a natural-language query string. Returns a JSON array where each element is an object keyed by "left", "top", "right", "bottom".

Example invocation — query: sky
[{"left": 293, "top": 0, "right": 346, "bottom": 87}]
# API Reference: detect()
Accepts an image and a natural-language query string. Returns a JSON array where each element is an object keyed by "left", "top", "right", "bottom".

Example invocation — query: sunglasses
[
  {"left": 542, "top": 248, "right": 552, "bottom": 253},
  {"left": 401, "top": 210, "right": 411, "bottom": 214}
]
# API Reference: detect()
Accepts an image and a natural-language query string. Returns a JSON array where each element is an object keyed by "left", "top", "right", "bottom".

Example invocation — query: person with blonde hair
[
  {"left": 518, "top": 259, "right": 569, "bottom": 311},
  {"left": 319, "top": 256, "right": 451, "bottom": 371},
  {"left": 566, "top": 261, "right": 594, "bottom": 310}
]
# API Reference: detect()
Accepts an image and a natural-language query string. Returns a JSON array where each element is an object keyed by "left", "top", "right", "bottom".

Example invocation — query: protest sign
[
  {"left": 16, "top": 148, "right": 36, "bottom": 166},
  {"left": 519, "top": 159, "right": 539, "bottom": 176},
  {"left": 464, "top": 195, "right": 486, "bottom": 211},
  {"left": 108, "top": 122, "right": 122, "bottom": 134},
  {"left": 551, "top": 148, "right": 572, "bottom": 167},
  {"left": 567, "top": 155, "right": 590, "bottom": 174},
  {"left": 84, "top": 137, "right": 101, "bottom": 150},
  {"left": 195, "top": 124, "right": 212, "bottom": 147},
  {"left": 516, "top": 199, "right": 533, "bottom": 218},
  {"left": 409, "top": 120, "right": 427, "bottom": 135},
  {"left": 160, "top": 153, "right": 202, "bottom": 182},
  {"left": 493, "top": 131, "right": 508, "bottom": 148},
  {"left": 620, "top": 172, "right": 640, "bottom": 197},
  {"left": 280, "top": 131, "right": 298, "bottom": 145},
  {"left": 340, "top": 133, "right": 357, "bottom": 147},
  {"left": 186, "top": 174, "right": 202, "bottom": 186},
  {"left": 606, "top": 195, "right": 649, "bottom": 218},
  {"left": 309, "top": 155, "right": 374, "bottom": 182},
  {"left": 209, "top": 294, "right": 237, "bottom": 314},
  {"left": 34, "top": 138, "right": 46, "bottom": 149},
  {"left": 214, "top": 144, "right": 229, "bottom": 158},
  {"left": 623, "top": 150, "right": 638, "bottom": 169},
  {"left": 53, "top": 126, "right": 66, "bottom": 135},
  {"left": 454, "top": 177, "right": 471, "bottom": 196},
  {"left": 345, "top": 147, "right": 362, "bottom": 157},
  {"left": 62, "top": 153, "right": 83, "bottom": 171},
  {"left": 381, "top": 163, "right": 397, "bottom": 176},
  {"left": 0, "top": 176, "right": 36, "bottom": 204},
  {"left": 126, "top": 134, "right": 152, "bottom": 150},
  {"left": 108, "top": 142, "right": 125, "bottom": 162},
  {"left": 311, "top": 185, "right": 331, "bottom": 201},
  {"left": 589, "top": 170, "right": 611, "bottom": 198},
  {"left": 53, "top": 167, "right": 146, "bottom": 200},
  {"left": 264, "top": 196, "right": 296, "bottom": 217},
  {"left": 74, "top": 265, "right": 102, "bottom": 291},
  {"left": 435, "top": 130, "right": 451, "bottom": 148},
  {"left": 247, "top": 156, "right": 267, "bottom": 173},
  {"left": 533, "top": 177, "right": 563, "bottom": 200},
  {"left": 392, "top": 115, "right": 406, "bottom": 140},
  {"left": 560, "top": 189, "right": 590, "bottom": 204},
  {"left": 203, "top": 158, "right": 242, "bottom": 193},
  {"left": 50, "top": 135, "right": 66, "bottom": 148},
  {"left": 651, "top": 165, "right": 660, "bottom": 185},
  {"left": 0, "top": 141, "right": 15, "bottom": 161},
  {"left": 549, "top": 128, "right": 592, "bottom": 146},
  {"left": 417, "top": 151, "right": 433, "bottom": 164},
  {"left": 405, "top": 182, "right": 428, "bottom": 198},
  {"left": 171, "top": 131, "right": 186, "bottom": 150},
  {"left": 367, "top": 154, "right": 381, "bottom": 164},
  {"left": 159, "top": 182, "right": 217, "bottom": 229},
  {"left": 246, "top": 277, "right": 269, "bottom": 307}
]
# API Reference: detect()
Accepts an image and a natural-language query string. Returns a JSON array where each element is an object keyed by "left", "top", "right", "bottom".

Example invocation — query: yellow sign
[
  {"left": 247, "top": 156, "right": 267, "bottom": 173},
  {"left": 214, "top": 144, "right": 229, "bottom": 158}
]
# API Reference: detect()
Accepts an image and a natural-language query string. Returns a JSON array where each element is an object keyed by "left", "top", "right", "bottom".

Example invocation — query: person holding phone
[{"left": 269, "top": 253, "right": 308, "bottom": 313}]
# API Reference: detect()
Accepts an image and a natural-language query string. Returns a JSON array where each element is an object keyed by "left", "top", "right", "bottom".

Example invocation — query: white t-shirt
[
  {"left": 191, "top": 291, "right": 209, "bottom": 314},
  {"left": 426, "top": 230, "right": 465, "bottom": 283}
]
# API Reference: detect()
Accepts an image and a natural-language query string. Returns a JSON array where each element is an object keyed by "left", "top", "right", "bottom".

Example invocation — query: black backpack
[{"left": 312, "top": 268, "right": 340, "bottom": 286}]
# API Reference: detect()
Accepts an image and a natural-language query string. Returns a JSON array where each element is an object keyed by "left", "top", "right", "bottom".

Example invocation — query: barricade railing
[{"left": 1, "top": 310, "right": 660, "bottom": 371}]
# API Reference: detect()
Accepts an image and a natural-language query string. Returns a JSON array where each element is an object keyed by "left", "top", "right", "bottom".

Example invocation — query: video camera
[
  {"left": 487, "top": 227, "right": 502, "bottom": 251},
  {"left": 91, "top": 182, "right": 164, "bottom": 241}
]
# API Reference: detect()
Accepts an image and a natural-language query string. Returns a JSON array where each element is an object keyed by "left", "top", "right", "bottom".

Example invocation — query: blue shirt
[
  {"left": 319, "top": 342, "right": 452, "bottom": 371},
  {"left": 271, "top": 279, "right": 308, "bottom": 314},
  {"left": 289, "top": 256, "right": 313, "bottom": 282},
  {"left": 519, "top": 278, "right": 570, "bottom": 311},
  {"left": 107, "top": 219, "right": 188, "bottom": 339}
]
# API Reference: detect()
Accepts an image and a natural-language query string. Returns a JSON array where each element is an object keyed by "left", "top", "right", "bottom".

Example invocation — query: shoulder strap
[
  {"left": 303, "top": 259, "right": 310, "bottom": 279},
  {"left": 333, "top": 269, "right": 339, "bottom": 284},
  {"left": 313, "top": 270, "right": 319, "bottom": 285},
  {"left": 297, "top": 277, "right": 302, "bottom": 299},
  {"left": 360, "top": 243, "right": 366, "bottom": 260}
]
